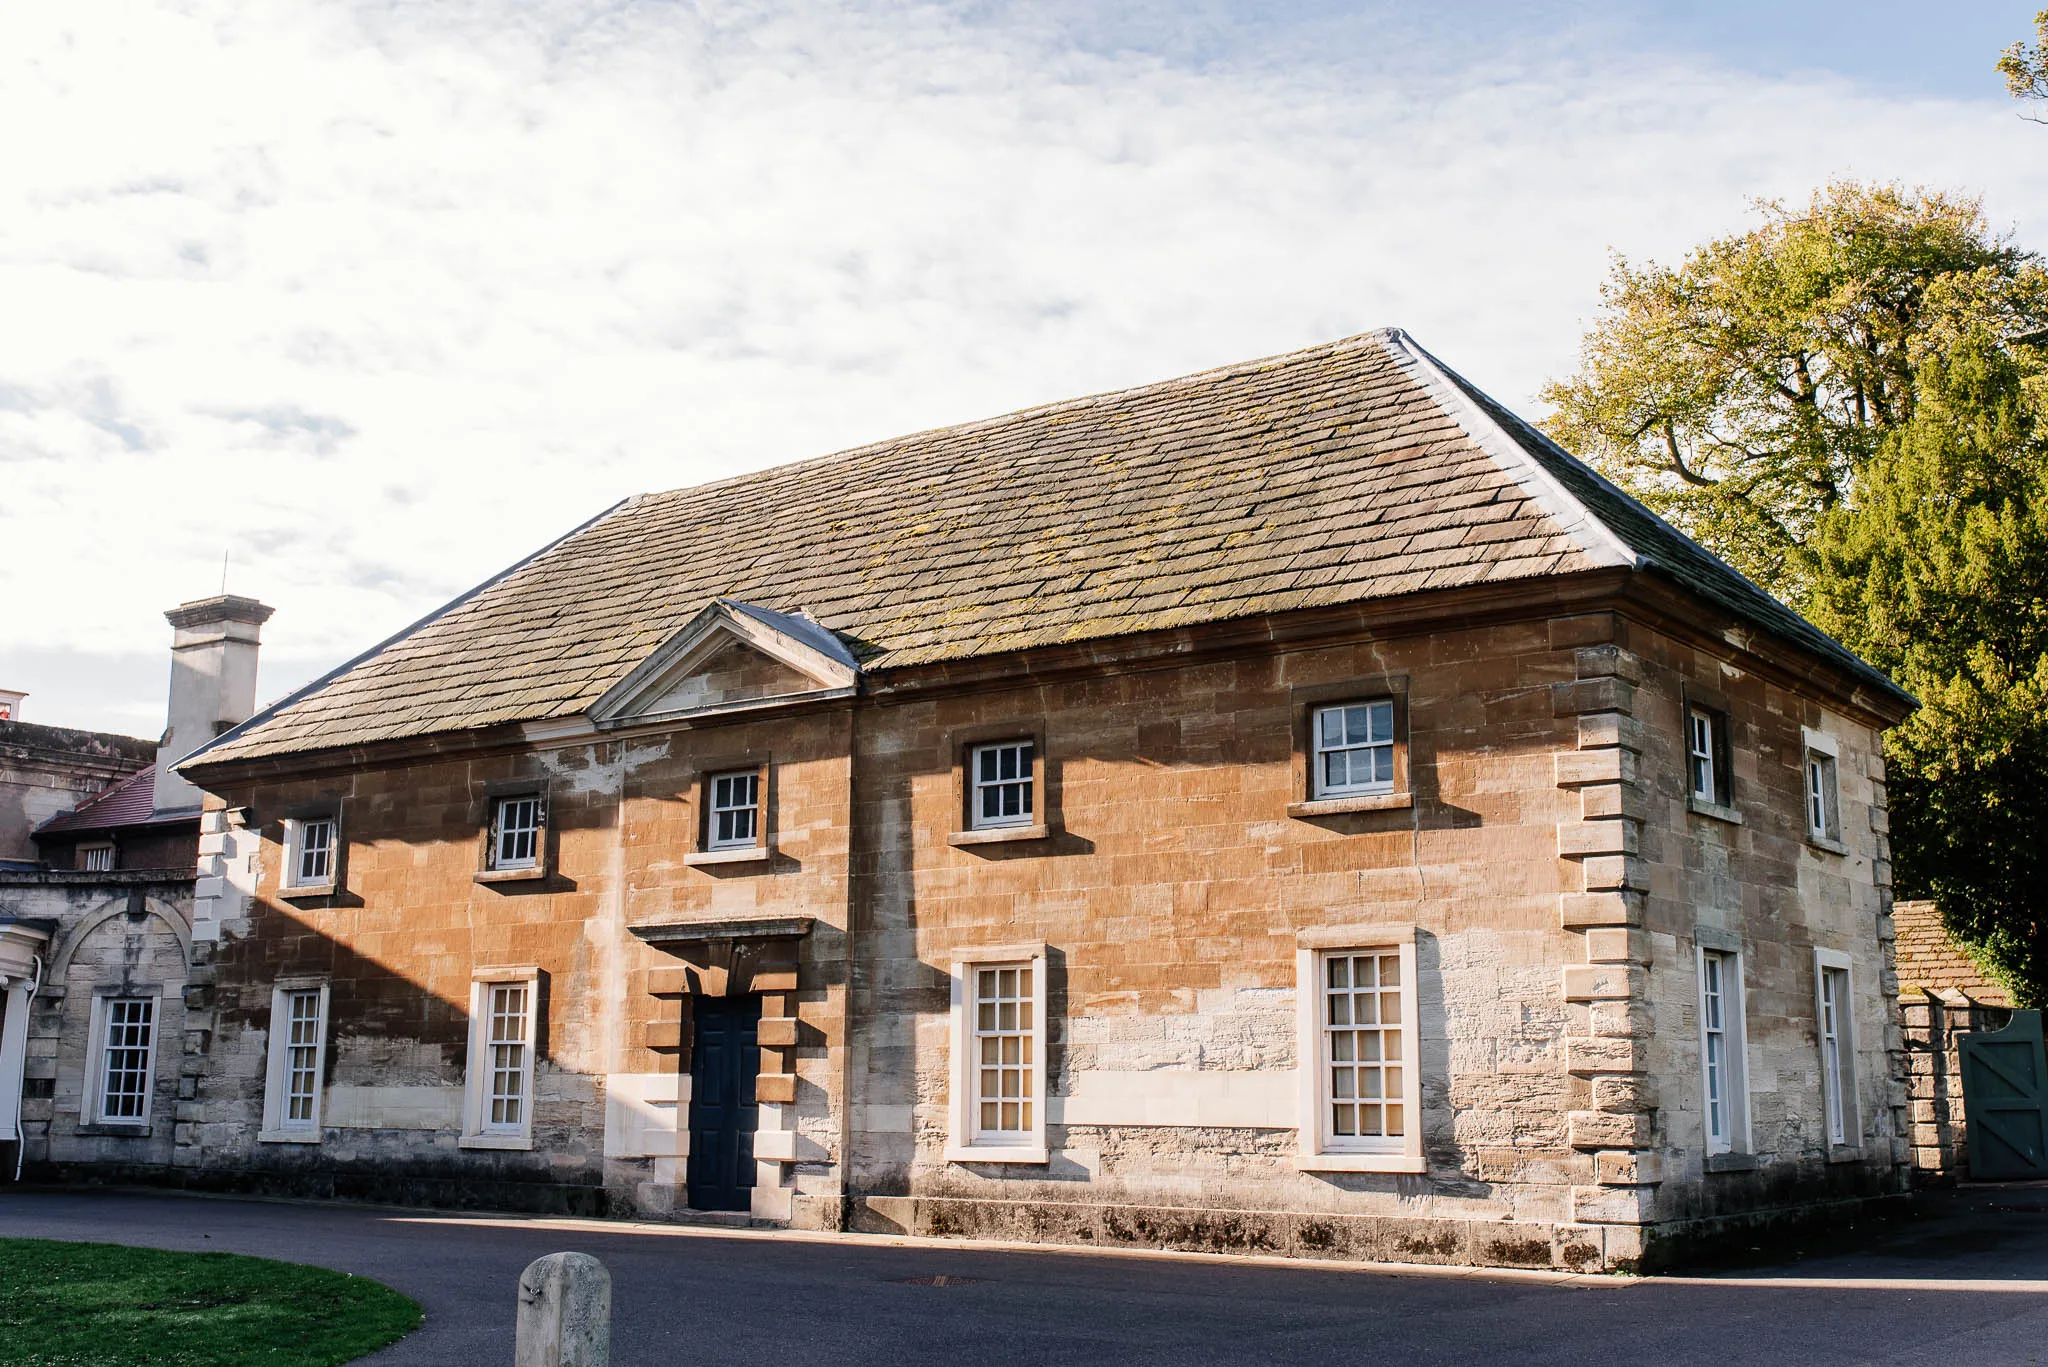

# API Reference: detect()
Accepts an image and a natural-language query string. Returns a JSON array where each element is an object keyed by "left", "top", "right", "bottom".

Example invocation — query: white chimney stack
[{"left": 154, "top": 595, "right": 274, "bottom": 813}]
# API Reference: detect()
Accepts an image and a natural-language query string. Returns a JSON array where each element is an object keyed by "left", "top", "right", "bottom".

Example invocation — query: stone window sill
[
  {"left": 1688, "top": 796, "right": 1744, "bottom": 826},
  {"left": 1294, "top": 1152, "right": 1428, "bottom": 1174},
  {"left": 459, "top": 1131, "right": 534, "bottom": 1151},
  {"left": 258, "top": 1129, "right": 324, "bottom": 1145},
  {"left": 1704, "top": 1150, "right": 1758, "bottom": 1173},
  {"left": 1827, "top": 1144, "right": 1866, "bottom": 1164},
  {"left": 948, "top": 824, "right": 1050, "bottom": 848},
  {"left": 278, "top": 882, "right": 337, "bottom": 900},
  {"left": 1288, "top": 791, "right": 1413, "bottom": 818},
  {"left": 1807, "top": 834, "right": 1849, "bottom": 857},
  {"left": 683, "top": 847, "right": 773, "bottom": 867},
  {"left": 74, "top": 1122, "right": 153, "bottom": 1138},
  {"left": 943, "top": 1142, "right": 1048, "bottom": 1164},
  {"left": 474, "top": 866, "right": 547, "bottom": 886}
]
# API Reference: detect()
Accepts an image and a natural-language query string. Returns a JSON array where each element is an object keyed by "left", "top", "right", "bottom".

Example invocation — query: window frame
[
  {"left": 1802, "top": 727, "right": 1845, "bottom": 852},
  {"left": 281, "top": 816, "right": 337, "bottom": 890},
  {"left": 1288, "top": 677, "right": 1413, "bottom": 817},
  {"left": 1814, "top": 948, "right": 1859, "bottom": 1153},
  {"left": 476, "top": 783, "right": 551, "bottom": 883},
  {"left": 706, "top": 768, "right": 764, "bottom": 852},
  {"left": 967, "top": 739, "right": 1037, "bottom": 831},
  {"left": 1696, "top": 936, "right": 1751, "bottom": 1159},
  {"left": 1294, "top": 927, "right": 1426, "bottom": 1173},
  {"left": 944, "top": 943, "right": 1048, "bottom": 1164},
  {"left": 461, "top": 967, "right": 540, "bottom": 1150},
  {"left": 76, "top": 842, "right": 115, "bottom": 872},
  {"left": 83, "top": 987, "right": 161, "bottom": 1129},
  {"left": 259, "top": 980, "right": 331, "bottom": 1143},
  {"left": 946, "top": 725, "right": 1052, "bottom": 846},
  {"left": 1309, "top": 699, "right": 1399, "bottom": 800},
  {"left": 1682, "top": 689, "right": 1738, "bottom": 822}
]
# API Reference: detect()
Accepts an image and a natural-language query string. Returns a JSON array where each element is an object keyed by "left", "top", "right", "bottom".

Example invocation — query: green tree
[
  {"left": 2000, "top": 10, "right": 2048, "bottom": 113},
  {"left": 1544, "top": 184, "right": 2048, "bottom": 1005}
]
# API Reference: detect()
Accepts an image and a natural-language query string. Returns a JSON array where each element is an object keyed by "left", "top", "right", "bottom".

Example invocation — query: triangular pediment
[{"left": 590, "top": 599, "right": 860, "bottom": 728}]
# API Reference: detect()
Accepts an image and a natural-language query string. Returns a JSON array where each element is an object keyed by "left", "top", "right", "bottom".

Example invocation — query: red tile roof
[
  {"left": 1892, "top": 899, "right": 2012, "bottom": 1007},
  {"left": 33, "top": 766, "right": 198, "bottom": 836}
]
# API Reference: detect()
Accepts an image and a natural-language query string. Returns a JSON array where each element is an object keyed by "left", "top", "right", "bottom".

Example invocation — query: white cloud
[{"left": 3, "top": 0, "right": 2047, "bottom": 733}]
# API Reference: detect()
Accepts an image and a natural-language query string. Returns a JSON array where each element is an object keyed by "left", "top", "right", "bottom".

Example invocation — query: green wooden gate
[{"left": 1959, "top": 1009, "right": 2048, "bottom": 1181}]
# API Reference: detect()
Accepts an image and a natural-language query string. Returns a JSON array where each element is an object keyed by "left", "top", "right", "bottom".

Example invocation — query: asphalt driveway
[{"left": 2, "top": 1186, "right": 2044, "bottom": 1366}]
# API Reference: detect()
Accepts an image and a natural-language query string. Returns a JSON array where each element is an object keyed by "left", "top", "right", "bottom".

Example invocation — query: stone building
[
  {"left": 0, "top": 595, "right": 272, "bottom": 1184},
  {"left": 0, "top": 711, "right": 155, "bottom": 867},
  {"left": 171, "top": 332, "right": 1911, "bottom": 1270}
]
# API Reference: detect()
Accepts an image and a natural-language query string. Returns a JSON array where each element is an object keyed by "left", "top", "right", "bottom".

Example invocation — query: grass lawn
[{"left": 0, "top": 1238, "right": 421, "bottom": 1366}]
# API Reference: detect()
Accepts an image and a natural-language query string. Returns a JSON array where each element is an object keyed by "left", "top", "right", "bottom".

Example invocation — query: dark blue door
[{"left": 687, "top": 995, "right": 761, "bottom": 1212}]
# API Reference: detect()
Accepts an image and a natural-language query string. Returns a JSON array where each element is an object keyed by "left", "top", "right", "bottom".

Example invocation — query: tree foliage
[
  {"left": 1542, "top": 183, "right": 2046, "bottom": 599},
  {"left": 2000, "top": 9, "right": 2048, "bottom": 112},
  {"left": 1544, "top": 184, "right": 2048, "bottom": 1005}
]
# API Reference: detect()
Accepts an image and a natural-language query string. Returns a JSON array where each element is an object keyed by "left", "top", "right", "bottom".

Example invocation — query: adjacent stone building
[
  {"left": 0, "top": 712, "right": 155, "bottom": 867},
  {"left": 0, "top": 596, "right": 272, "bottom": 1184},
  {"left": 166, "top": 331, "right": 1913, "bottom": 1270}
]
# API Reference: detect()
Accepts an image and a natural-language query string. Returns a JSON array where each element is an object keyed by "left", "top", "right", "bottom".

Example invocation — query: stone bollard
[{"left": 516, "top": 1252, "right": 611, "bottom": 1367}]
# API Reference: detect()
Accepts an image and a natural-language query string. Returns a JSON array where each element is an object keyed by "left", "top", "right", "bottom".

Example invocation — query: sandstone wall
[{"left": 163, "top": 604, "right": 1903, "bottom": 1270}]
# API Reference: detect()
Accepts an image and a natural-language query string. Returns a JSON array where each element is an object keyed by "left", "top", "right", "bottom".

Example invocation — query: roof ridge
[
  {"left": 1379, "top": 329, "right": 1641, "bottom": 572},
  {"left": 637, "top": 330, "right": 1401, "bottom": 506}
]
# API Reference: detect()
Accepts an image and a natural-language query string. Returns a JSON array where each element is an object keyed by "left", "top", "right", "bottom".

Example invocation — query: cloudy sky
[{"left": 4, "top": 0, "right": 2045, "bottom": 735}]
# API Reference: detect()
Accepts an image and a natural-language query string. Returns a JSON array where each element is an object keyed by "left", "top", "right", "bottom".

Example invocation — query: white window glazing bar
[
  {"left": 971, "top": 964, "right": 1034, "bottom": 1139},
  {"left": 98, "top": 997, "right": 154, "bottom": 1122},
  {"left": 486, "top": 983, "right": 529, "bottom": 1130},
  {"left": 709, "top": 772, "right": 760, "bottom": 850},
  {"left": 1688, "top": 710, "right": 1717, "bottom": 803},
  {"left": 494, "top": 798, "right": 541, "bottom": 870},
  {"left": 970, "top": 742, "right": 1034, "bottom": 829},
  {"left": 1323, "top": 950, "right": 1405, "bottom": 1148},
  {"left": 283, "top": 990, "right": 323, "bottom": 1126},
  {"left": 1312, "top": 702, "right": 1396, "bottom": 797}
]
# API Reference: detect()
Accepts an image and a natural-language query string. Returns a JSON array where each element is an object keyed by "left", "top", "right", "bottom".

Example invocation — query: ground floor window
[
  {"left": 261, "top": 982, "right": 330, "bottom": 1141},
  {"left": 89, "top": 994, "right": 157, "bottom": 1125},
  {"left": 1815, "top": 949, "right": 1858, "bottom": 1149},
  {"left": 944, "top": 943, "right": 1048, "bottom": 1163},
  {"left": 1294, "top": 930, "right": 1425, "bottom": 1172},
  {"left": 1698, "top": 942, "right": 1750, "bottom": 1155},
  {"left": 462, "top": 969, "right": 539, "bottom": 1149}
]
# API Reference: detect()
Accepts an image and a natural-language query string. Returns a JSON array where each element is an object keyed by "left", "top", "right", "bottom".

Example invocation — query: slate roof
[
  {"left": 189, "top": 329, "right": 1910, "bottom": 768},
  {"left": 34, "top": 765, "right": 197, "bottom": 835}
]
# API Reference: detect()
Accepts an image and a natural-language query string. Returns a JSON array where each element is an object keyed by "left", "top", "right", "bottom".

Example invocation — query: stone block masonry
[{"left": 152, "top": 594, "right": 1908, "bottom": 1271}]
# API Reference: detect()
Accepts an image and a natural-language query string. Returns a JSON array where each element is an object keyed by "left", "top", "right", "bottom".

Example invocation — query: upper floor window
[
  {"left": 1311, "top": 701, "right": 1396, "bottom": 798},
  {"left": 1686, "top": 704, "right": 1732, "bottom": 810},
  {"left": 1803, "top": 729, "right": 1842, "bottom": 848},
  {"left": 708, "top": 771, "right": 761, "bottom": 850},
  {"left": 969, "top": 741, "right": 1035, "bottom": 829},
  {"left": 1806, "top": 752, "right": 1839, "bottom": 841},
  {"left": 284, "top": 816, "right": 336, "bottom": 888},
  {"left": 77, "top": 843, "right": 115, "bottom": 873},
  {"left": 490, "top": 795, "right": 543, "bottom": 871}
]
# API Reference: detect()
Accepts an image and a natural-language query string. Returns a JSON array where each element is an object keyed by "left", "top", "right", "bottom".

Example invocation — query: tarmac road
[{"left": 3, "top": 1186, "right": 2045, "bottom": 1366}]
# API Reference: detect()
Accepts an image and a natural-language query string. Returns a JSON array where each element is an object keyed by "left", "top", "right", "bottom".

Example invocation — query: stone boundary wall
[{"left": 1899, "top": 993, "right": 2012, "bottom": 1180}]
